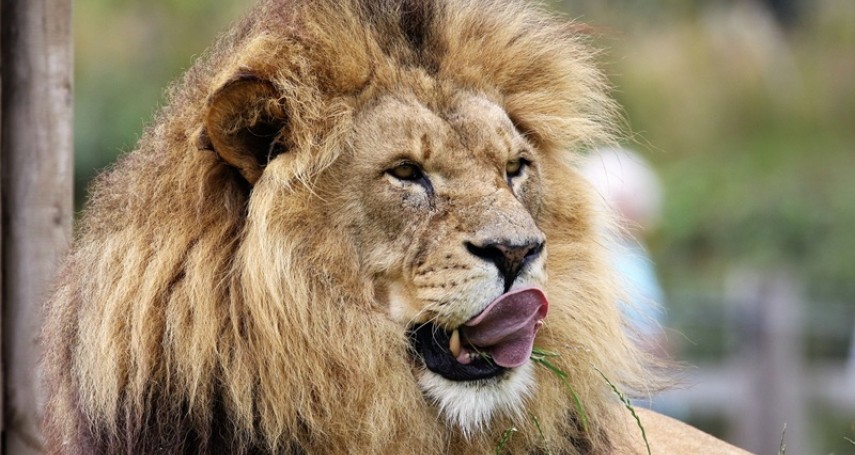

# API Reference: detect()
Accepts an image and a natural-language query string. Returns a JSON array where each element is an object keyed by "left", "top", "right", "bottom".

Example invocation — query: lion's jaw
[
  {"left": 332, "top": 92, "right": 550, "bottom": 434},
  {"left": 417, "top": 359, "right": 537, "bottom": 437}
]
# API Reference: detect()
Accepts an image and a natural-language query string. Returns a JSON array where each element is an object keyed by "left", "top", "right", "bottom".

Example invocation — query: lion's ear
[{"left": 198, "top": 72, "right": 288, "bottom": 184}]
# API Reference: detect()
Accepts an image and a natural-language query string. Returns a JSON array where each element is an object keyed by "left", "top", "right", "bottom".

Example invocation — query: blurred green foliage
[
  {"left": 74, "top": 0, "right": 250, "bottom": 199},
  {"left": 556, "top": 1, "right": 855, "bottom": 303}
]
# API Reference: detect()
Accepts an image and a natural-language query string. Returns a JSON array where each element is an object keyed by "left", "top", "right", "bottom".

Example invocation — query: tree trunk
[{"left": 1, "top": 0, "right": 73, "bottom": 453}]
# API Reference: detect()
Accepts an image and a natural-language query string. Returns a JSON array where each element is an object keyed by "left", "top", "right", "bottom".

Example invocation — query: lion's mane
[{"left": 43, "top": 0, "right": 655, "bottom": 453}]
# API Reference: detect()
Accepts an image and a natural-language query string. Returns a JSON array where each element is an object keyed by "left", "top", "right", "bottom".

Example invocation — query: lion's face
[{"left": 322, "top": 92, "right": 550, "bottom": 431}]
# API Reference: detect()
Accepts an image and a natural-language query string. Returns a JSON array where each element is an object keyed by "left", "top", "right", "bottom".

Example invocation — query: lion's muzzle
[
  {"left": 409, "top": 287, "right": 548, "bottom": 381},
  {"left": 465, "top": 240, "right": 545, "bottom": 292}
]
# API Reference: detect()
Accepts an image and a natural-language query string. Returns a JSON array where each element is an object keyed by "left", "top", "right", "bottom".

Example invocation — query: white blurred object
[
  {"left": 580, "top": 147, "right": 663, "bottom": 232},
  {"left": 580, "top": 146, "right": 667, "bottom": 346}
]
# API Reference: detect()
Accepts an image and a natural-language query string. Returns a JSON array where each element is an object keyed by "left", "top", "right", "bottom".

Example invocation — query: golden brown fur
[{"left": 40, "top": 0, "right": 744, "bottom": 454}]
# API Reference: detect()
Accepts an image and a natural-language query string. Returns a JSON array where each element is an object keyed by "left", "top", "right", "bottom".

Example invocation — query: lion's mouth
[{"left": 408, "top": 287, "right": 548, "bottom": 382}]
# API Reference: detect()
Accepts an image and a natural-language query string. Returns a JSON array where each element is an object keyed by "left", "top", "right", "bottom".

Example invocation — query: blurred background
[{"left": 75, "top": 0, "right": 855, "bottom": 453}]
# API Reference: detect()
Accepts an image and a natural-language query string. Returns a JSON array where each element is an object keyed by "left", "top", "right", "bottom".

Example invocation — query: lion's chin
[{"left": 417, "top": 362, "right": 536, "bottom": 437}]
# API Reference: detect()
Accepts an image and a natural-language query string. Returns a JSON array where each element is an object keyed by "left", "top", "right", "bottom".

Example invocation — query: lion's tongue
[{"left": 460, "top": 287, "right": 548, "bottom": 368}]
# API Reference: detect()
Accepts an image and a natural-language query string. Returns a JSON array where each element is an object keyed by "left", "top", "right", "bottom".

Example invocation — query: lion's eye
[
  {"left": 506, "top": 158, "right": 528, "bottom": 179},
  {"left": 388, "top": 162, "right": 423, "bottom": 181}
]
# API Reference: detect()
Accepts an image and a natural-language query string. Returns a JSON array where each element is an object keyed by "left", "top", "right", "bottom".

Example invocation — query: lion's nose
[{"left": 465, "top": 240, "right": 544, "bottom": 292}]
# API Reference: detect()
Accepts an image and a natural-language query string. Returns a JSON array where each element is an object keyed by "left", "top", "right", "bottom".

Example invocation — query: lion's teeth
[{"left": 449, "top": 328, "right": 461, "bottom": 357}]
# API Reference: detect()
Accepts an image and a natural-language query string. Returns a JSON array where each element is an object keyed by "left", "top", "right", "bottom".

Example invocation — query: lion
[{"left": 42, "top": 0, "right": 750, "bottom": 453}]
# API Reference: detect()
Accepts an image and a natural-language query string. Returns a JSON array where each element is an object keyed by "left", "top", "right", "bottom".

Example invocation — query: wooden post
[
  {"left": 726, "top": 268, "right": 808, "bottom": 455},
  {"left": 1, "top": 0, "right": 73, "bottom": 453},
  {"left": 0, "top": 1, "right": 4, "bottom": 440}
]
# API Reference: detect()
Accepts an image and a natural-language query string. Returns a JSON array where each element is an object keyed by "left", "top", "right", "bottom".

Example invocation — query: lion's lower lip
[{"left": 408, "top": 322, "right": 506, "bottom": 381}]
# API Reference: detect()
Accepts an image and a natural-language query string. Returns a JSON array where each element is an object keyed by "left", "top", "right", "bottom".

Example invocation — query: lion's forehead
[{"left": 354, "top": 93, "right": 524, "bottom": 170}]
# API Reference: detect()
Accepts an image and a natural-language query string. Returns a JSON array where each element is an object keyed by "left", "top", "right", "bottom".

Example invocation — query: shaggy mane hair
[{"left": 43, "top": 0, "right": 656, "bottom": 453}]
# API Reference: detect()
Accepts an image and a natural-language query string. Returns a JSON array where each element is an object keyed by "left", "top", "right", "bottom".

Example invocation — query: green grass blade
[
  {"left": 528, "top": 413, "right": 552, "bottom": 455},
  {"left": 594, "top": 367, "right": 651, "bottom": 455},
  {"left": 529, "top": 351, "right": 589, "bottom": 433},
  {"left": 531, "top": 347, "right": 560, "bottom": 358},
  {"left": 495, "top": 426, "right": 518, "bottom": 455}
]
